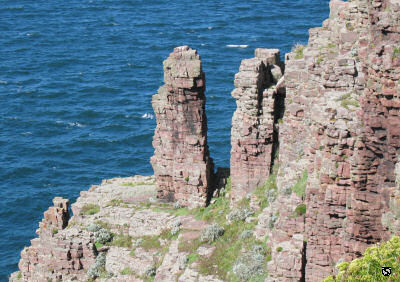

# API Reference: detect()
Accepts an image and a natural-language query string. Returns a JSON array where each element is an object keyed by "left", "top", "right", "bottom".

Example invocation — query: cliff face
[
  {"left": 10, "top": 0, "right": 400, "bottom": 281},
  {"left": 151, "top": 46, "right": 214, "bottom": 208},
  {"left": 254, "top": 0, "right": 400, "bottom": 280}
]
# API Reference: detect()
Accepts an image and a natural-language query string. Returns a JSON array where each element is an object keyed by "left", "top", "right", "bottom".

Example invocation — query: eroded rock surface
[{"left": 151, "top": 46, "right": 214, "bottom": 208}]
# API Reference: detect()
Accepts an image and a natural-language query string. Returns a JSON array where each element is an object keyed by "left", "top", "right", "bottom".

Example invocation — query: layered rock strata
[
  {"left": 14, "top": 197, "right": 97, "bottom": 281},
  {"left": 254, "top": 0, "right": 400, "bottom": 281},
  {"left": 151, "top": 46, "right": 214, "bottom": 208},
  {"left": 230, "top": 48, "right": 285, "bottom": 201}
]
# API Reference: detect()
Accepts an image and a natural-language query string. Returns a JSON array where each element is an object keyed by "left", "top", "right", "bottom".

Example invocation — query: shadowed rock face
[
  {"left": 230, "top": 48, "right": 285, "bottom": 201},
  {"left": 151, "top": 46, "right": 214, "bottom": 208}
]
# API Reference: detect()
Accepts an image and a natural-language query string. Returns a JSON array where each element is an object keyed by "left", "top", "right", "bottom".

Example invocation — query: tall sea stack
[{"left": 151, "top": 46, "right": 214, "bottom": 208}]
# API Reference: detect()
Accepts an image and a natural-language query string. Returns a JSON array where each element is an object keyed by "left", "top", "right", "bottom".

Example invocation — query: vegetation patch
[
  {"left": 112, "top": 233, "right": 133, "bottom": 248},
  {"left": 80, "top": 203, "right": 100, "bottom": 215},
  {"left": 336, "top": 93, "right": 360, "bottom": 110},
  {"left": 187, "top": 253, "right": 199, "bottom": 264},
  {"left": 324, "top": 236, "right": 400, "bottom": 281},
  {"left": 393, "top": 47, "right": 400, "bottom": 58},
  {"left": 197, "top": 220, "right": 267, "bottom": 281},
  {"left": 122, "top": 181, "right": 152, "bottom": 187},
  {"left": 292, "top": 170, "right": 308, "bottom": 198},
  {"left": 106, "top": 199, "right": 126, "bottom": 207},
  {"left": 293, "top": 44, "right": 306, "bottom": 59},
  {"left": 139, "top": 235, "right": 162, "bottom": 250},
  {"left": 120, "top": 267, "right": 134, "bottom": 275},
  {"left": 255, "top": 163, "right": 278, "bottom": 210},
  {"left": 178, "top": 237, "right": 202, "bottom": 253}
]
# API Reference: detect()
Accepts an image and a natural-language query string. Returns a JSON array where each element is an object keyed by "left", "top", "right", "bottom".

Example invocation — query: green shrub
[
  {"left": 276, "top": 246, "right": 283, "bottom": 252},
  {"left": 294, "top": 203, "right": 307, "bottom": 216},
  {"left": 52, "top": 229, "right": 58, "bottom": 235},
  {"left": 87, "top": 253, "right": 107, "bottom": 278},
  {"left": 324, "top": 236, "right": 400, "bottom": 281},
  {"left": 80, "top": 203, "right": 100, "bottom": 215},
  {"left": 200, "top": 223, "right": 224, "bottom": 243},
  {"left": 292, "top": 170, "right": 308, "bottom": 198}
]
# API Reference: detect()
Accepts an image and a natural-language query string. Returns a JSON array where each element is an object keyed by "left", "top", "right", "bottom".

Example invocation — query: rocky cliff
[{"left": 10, "top": 0, "right": 400, "bottom": 281}]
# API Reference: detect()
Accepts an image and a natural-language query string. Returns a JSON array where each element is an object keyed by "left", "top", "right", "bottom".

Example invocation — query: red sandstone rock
[{"left": 151, "top": 46, "right": 214, "bottom": 208}]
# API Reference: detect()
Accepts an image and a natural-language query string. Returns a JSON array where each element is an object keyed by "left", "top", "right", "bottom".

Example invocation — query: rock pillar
[
  {"left": 230, "top": 49, "right": 284, "bottom": 201},
  {"left": 151, "top": 46, "right": 214, "bottom": 208}
]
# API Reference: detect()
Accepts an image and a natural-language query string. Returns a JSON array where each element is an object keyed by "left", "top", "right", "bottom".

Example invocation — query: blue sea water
[{"left": 0, "top": 0, "right": 330, "bottom": 279}]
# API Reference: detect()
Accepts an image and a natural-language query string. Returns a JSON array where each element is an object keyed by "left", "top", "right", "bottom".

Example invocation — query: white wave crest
[
  {"left": 141, "top": 113, "right": 154, "bottom": 119},
  {"left": 68, "top": 122, "right": 84, "bottom": 127},
  {"left": 226, "top": 44, "right": 248, "bottom": 48}
]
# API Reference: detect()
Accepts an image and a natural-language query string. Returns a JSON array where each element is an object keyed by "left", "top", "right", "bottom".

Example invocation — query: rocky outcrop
[
  {"left": 230, "top": 48, "right": 285, "bottom": 201},
  {"left": 11, "top": 176, "right": 222, "bottom": 282},
  {"left": 151, "top": 46, "right": 214, "bottom": 208},
  {"left": 13, "top": 197, "right": 97, "bottom": 282}
]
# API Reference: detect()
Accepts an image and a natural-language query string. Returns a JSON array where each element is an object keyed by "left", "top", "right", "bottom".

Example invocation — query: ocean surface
[{"left": 0, "top": 0, "right": 330, "bottom": 279}]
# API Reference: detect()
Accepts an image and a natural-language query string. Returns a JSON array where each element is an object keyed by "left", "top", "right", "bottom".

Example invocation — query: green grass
[
  {"left": 140, "top": 235, "right": 162, "bottom": 250},
  {"left": 341, "top": 99, "right": 360, "bottom": 110},
  {"left": 120, "top": 267, "right": 134, "bottom": 275},
  {"left": 336, "top": 93, "right": 360, "bottom": 110},
  {"left": 106, "top": 199, "right": 125, "bottom": 207},
  {"left": 80, "top": 203, "right": 100, "bottom": 215},
  {"left": 112, "top": 233, "right": 133, "bottom": 248},
  {"left": 293, "top": 44, "right": 306, "bottom": 59},
  {"left": 187, "top": 253, "right": 200, "bottom": 264},
  {"left": 324, "top": 236, "right": 400, "bottom": 281},
  {"left": 255, "top": 163, "right": 278, "bottom": 210},
  {"left": 151, "top": 206, "right": 190, "bottom": 217},
  {"left": 178, "top": 237, "right": 202, "bottom": 253},
  {"left": 292, "top": 170, "right": 308, "bottom": 198}
]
